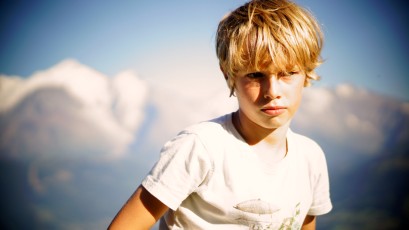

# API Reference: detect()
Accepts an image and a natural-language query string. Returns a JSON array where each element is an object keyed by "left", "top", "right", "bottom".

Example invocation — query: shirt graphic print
[{"left": 233, "top": 199, "right": 301, "bottom": 230}]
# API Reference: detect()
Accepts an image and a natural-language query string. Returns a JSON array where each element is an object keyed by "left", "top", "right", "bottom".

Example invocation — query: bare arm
[
  {"left": 301, "top": 215, "right": 316, "bottom": 230},
  {"left": 108, "top": 185, "right": 169, "bottom": 230}
]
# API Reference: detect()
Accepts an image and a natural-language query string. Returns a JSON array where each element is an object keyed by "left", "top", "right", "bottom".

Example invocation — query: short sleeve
[
  {"left": 142, "top": 132, "right": 212, "bottom": 210},
  {"left": 307, "top": 146, "right": 333, "bottom": 216}
]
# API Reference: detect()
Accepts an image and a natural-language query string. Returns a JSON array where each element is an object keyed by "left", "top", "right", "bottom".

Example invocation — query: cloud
[
  {"left": 293, "top": 84, "right": 409, "bottom": 155},
  {"left": 2, "top": 59, "right": 407, "bottom": 161},
  {"left": 112, "top": 70, "right": 148, "bottom": 132},
  {"left": 28, "top": 160, "right": 73, "bottom": 195},
  {"left": 145, "top": 79, "right": 238, "bottom": 146},
  {"left": 0, "top": 59, "right": 150, "bottom": 228},
  {"left": 0, "top": 59, "right": 148, "bottom": 159}
]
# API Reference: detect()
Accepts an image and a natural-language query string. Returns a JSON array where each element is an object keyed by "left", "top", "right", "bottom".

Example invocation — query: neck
[{"left": 233, "top": 110, "right": 289, "bottom": 146}]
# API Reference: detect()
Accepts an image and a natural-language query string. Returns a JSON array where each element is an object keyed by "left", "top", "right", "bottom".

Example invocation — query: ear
[{"left": 220, "top": 65, "right": 229, "bottom": 80}]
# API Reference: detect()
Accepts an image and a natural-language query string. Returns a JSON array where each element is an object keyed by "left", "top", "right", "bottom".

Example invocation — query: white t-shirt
[{"left": 142, "top": 113, "right": 332, "bottom": 229}]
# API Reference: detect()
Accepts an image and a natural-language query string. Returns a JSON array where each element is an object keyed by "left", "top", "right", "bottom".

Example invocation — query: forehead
[
  {"left": 238, "top": 46, "right": 299, "bottom": 73},
  {"left": 236, "top": 61, "right": 301, "bottom": 75},
  {"left": 234, "top": 28, "right": 301, "bottom": 72}
]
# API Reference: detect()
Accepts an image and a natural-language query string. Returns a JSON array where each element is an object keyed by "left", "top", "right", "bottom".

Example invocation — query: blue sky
[{"left": 1, "top": 0, "right": 408, "bottom": 100}]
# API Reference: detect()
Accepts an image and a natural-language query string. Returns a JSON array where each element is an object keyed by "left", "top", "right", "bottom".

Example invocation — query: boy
[{"left": 109, "top": 0, "right": 332, "bottom": 229}]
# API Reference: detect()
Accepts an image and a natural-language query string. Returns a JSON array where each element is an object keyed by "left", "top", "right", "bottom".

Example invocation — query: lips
[{"left": 261, "top": 106, "right": 286, "bottom": 116}]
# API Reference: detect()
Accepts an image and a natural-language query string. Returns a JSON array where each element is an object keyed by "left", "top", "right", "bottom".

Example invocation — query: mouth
[{"left": 261, "top": 106, "right": 286, "bottom": 116}]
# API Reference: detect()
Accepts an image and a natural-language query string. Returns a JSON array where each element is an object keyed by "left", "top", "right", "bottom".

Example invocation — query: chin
[{"left": 263, "top": 117, "right": 291, "bottom": 129}]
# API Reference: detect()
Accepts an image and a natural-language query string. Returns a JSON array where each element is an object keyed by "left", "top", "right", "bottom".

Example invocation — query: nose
[{"left": 263, "top": 76, "right": 281, "bottom": 100}]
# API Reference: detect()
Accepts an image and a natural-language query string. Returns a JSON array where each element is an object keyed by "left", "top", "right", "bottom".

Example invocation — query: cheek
[
  {"left": 292, "top": 86, "right": 304, "bottom": 107},
  {"left": 284, "top": 83, "right": 304, "bottom": 105},
  {"left": 241, "top": 87, "right": 261, "bottom": 103},
  {"left": 236, "top": 81, "right": 261, "bottom": 101}
]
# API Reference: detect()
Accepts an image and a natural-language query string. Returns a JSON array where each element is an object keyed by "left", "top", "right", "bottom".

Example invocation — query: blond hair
[{"left": 216, "top": 0, "right": 324, "bottom": 96}]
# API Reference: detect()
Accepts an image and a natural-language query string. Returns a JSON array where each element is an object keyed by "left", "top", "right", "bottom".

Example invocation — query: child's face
[{"left": 234, "top": 63, "right": 305, "bottom": 130}]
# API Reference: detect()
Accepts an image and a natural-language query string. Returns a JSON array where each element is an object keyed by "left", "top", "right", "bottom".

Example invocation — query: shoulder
[
  {"left": 180, "top": 114, "right": 232, "bottom": 142},
  {"left": 288, "top": 130, "right": 327, "bottom": 167},
  {"left": 159, "top": 114, "right": 233, "bottom": 156},
  {"left": 290, "top": 130, "right": 323, "bottom": 154}
]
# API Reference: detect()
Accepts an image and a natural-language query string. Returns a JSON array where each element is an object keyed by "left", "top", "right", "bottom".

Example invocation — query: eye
[
  {"left": 279, "top": 71, "right": 299, "bottom": 78},
  {"left": 246, "top": 72, "right": 265, "bottom": 79}
]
